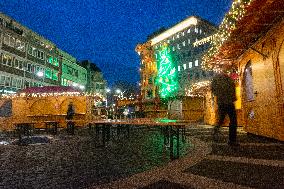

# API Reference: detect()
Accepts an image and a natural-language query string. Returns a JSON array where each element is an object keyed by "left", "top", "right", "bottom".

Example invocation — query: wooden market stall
[
  {"left": 0, "top": 86, "right": 104, "bottom": 131},
  {"left": 202, "top": 0, "right": 284, "bottom": 141}
]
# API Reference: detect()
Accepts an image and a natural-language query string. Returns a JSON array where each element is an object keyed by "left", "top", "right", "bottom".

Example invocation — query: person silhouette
[
  {"left": 66, "top": 102, "right": 75, "bottom": 135},
  {"left": 211, "top": 71, "right": 238, "bottom": 146}
]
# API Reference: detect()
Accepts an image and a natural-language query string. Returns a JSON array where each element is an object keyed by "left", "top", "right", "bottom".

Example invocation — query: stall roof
[
  {"left": 204, "top": 0, "right": 284, "bottom": 68},
  {"left": 18, "top": 86, "right": 82, "bottom": 94}
]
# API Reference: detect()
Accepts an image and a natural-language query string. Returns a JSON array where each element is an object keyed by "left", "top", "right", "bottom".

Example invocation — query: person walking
[
  {"left": 66, "top": 102, "right": 75, "bottom": 135},
  {"left": 211, "top": 71, "right": 238, "bottom": 146}
]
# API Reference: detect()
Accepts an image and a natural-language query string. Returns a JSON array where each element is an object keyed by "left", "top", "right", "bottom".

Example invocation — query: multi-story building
[
  {"left": 136, "top": 16, "right": 217, "bottom": 100},
  {"left": 0, "top": 12, "right": 61, "bottom": 94},
  {"left": 80, "top": 60, "right": 107, "bottom": 96},
  {"left": 0, "top": 12, "right": 107, "bottom": 95},
  {"left": 59, "top": 50, "right": 87, "bottom": 90}
]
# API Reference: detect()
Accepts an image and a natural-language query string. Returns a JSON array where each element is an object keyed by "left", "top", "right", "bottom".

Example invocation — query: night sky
[{"left": 0, "top": 0, "right": 231, "bottom": 86}]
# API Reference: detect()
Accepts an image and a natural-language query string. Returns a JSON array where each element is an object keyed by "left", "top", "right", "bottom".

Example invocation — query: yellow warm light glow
[{"left": 150, "top": 16, "right": 198, "bottom": 46}]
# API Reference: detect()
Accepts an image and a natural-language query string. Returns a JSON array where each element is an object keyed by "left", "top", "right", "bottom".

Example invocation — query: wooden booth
[
  {"left": 0, "top": 86, "right": 104, "bottom": 131},
  {"left": 203, "top": 0, "right": 284, "bottom": 141}
]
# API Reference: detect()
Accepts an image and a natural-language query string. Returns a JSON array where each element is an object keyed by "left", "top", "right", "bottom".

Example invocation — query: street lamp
[
  {"left": 36, "top": 71, "right": 44, "bottom": 86},
  {"left": 105, "top": 88, "right": 111, "bottom": 107},
  {"left": 115, "top": 89, "right": 121, "bottom": 94}
]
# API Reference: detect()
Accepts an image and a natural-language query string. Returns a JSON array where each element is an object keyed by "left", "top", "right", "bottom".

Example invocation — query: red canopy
[{"left": 18, "top": 86, "right": 82, "bottom": 94}]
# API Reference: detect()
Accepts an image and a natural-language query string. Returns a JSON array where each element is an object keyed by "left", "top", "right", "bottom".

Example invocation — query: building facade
[
  {"left": 80, "top": 60, "right": 107, "bottom": 96},
  {"left": 59, "top": 49, "right": 87, "bottom": 90},
  {"left": 0, "top": 12, "right": 61, "bottom": 94},
  {"left": 136, "top": 16, "right": 217, "bottom": 100},
  {"left": 0, "top": 12, "right": 106, "bottom": 95}
]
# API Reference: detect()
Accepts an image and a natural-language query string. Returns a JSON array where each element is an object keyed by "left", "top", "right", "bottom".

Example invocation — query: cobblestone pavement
[
  {"left": 0, "top": 127, "right": 191, "bottom": 189},
  {"left": 96, "top": 125, "right": 284, "bottom": 189}
]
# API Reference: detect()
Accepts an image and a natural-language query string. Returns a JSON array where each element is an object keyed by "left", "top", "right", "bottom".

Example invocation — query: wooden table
[
  {"left": 88, "top": 119, "right": 187, "bottom": 159},
  {"left": 44, "top": 121, "right": 59, "bottom": 135},
  {"left": 13, "top": 122, "right": 37, "bottom": 143}
]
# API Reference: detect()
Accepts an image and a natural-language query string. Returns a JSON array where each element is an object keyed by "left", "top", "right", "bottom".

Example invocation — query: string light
[
  {"left": 0, "top": 91, "right": 105, "bottom": 101},
  {"left": 202, "top": 0, "right": 254, "bottom": 72}
]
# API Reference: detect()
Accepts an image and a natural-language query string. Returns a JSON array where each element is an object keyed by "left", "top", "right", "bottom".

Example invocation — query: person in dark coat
[
  {"left": 211, "top": 71, "right": 238, "bottom": 146},
  {"left": 66, "top": 102, "right": 75, "bottom": 135}
]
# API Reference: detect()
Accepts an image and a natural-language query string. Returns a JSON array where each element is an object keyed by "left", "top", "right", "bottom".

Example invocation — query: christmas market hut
[
  {"left": 0, "top": 86, "right": 105, "bottom": 131},
  {"left": 202, "top": 0, "right": 284, "bottom": 141}
]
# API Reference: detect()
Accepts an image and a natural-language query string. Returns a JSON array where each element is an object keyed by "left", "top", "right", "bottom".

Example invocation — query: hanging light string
[{"left": 202, "top": 0, "right": 254, "bottom": 72}]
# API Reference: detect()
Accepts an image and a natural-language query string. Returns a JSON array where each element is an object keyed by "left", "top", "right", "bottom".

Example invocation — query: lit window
[
  {"left": 182, "top": 41, "right": 186, "bottom": 46},
  {"left": 178, "top": 66, "right": 181, "bottom": 71},
  {"left": 182, "top": 32, "right": 185, "bottom": 36},
  {"left": 177, "top": 44, "right": 180, "bottom": 49},
  {"left": 189, "top": 62, "right": 192, "bottom": 68},
  {"left": 200, "top": 29, "right": 202, "bottom": 34},
  {"left": 188, "top": 39, "right": 190, "bottom": 44},
  {"left": 187, "top": 29, "right": 190, "bottom": 33},
  {"left": 172, "top": 46, "right": 175, "bottom": 51},
  {"left": 45, "top": 68, "right": 52, "bottom": 79},
  {"left": 183, "top": 64, "right": 186, "bottom": 70},
  {"left": 177, "top": 34, "right": 179, "bottom": 38},
  {"left": 195, "top": 27, "right": 198, "bottom": 33},
  {"left": 195, "top": 60, "right": 199, "bottom": 66},
  {"left": 52, "top": 70, "right": 58, "bottom": 80}
]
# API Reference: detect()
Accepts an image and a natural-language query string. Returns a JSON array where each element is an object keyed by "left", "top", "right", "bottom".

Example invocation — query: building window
[
  {"left": 189, "top": 62, "right": 192, "bottom": 68},
  {"left": 3, "top": 34, "right": 9, "bottom": 45},
  {"left": 16, "top": 79, "right": 22, "bottom": 89},
  {"left": 52, "top": 70, "right": 58, "bottom": 81},
  {"left": 187, "top": 28, "right": 191, "bottom": 33},
  {"left": 27, "top": 63, "right": 32, "bottom": 72},
  {"left": 3, "top": 54, "right": 13, "bottom": 66},
  {"left": 12, "top": 77, "right": 17, "bottom": 88},
  {"left": 45, "top": 68, "right": 52, "bottom": 79},
  {"left": 5, "top": 76, "right": 11, "bottom": 87},
  {"left": 195, "top": 27, "right": 198, "bottom": 33},
  {"left": 188, "top": 39, "right": 190, "bottom": 44},
  {"left": 182, "top": 41, "right": 186, "bottom": 46},
  {"left": 195, "top": 60, "right": 199, "bottom": 66},
  {"left": 53, "top": 57, "right": 59, "bottom": 66},
  {"left": 47, "top": 54, "right": 53, "bottom": 64},
  {"left": 0, "top": 76, "right": 5, "bottom": 86},
  {"left": 15, "top": 39, "right": 25, "bottom": 51},
  {"left": 172, "top": 46, "right": 175, "bottom": 51},
  {"left": 183, "top": 64, "right": 187, "bottom": 70},
  {"left": 14, "top": 59, "right": 19, "bottom": 68},
  {"left": 178, "top": 66, "right": 181, "bottom": 71},
  {"left": 177, "top": 44, "right": 180, "bottom": 49}
]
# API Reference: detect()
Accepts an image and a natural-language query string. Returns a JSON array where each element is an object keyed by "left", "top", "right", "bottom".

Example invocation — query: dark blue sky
[{"left": 0, "top": 0, "right": 231, "bottom": 86}]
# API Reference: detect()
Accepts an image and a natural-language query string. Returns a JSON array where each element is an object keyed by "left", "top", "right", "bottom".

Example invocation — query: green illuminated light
[{"left": 156, "top": 45, "right": 178, "bottom": 99}]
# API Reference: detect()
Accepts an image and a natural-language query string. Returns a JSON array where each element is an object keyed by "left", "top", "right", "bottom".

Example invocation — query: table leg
[
  {"left": 170, "top": 126, "right": 174, "bottom": 160},
  {"left": 176, "top": 127, "right": 180, "bottom": 159}
]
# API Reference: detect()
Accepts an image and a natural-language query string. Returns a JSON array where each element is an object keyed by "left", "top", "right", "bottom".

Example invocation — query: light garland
[
  {"left": 0, "top": 91, "right": 105, "bottom": 100},
  {"left": 185, "top": 80, "right": 211, "bottom": 97},
  {"left": 202, "top": 0, "right": 254, "bottom": 72}
]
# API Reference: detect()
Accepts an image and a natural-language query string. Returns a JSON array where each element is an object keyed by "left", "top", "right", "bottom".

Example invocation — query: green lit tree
[{"left": 155, "top": 45, "right": 178, "bottom": 99}]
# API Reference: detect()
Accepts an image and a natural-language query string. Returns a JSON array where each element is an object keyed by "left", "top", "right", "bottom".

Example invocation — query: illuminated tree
[{"left": 156, "top": 45, "right": 178, "bottom": 99}]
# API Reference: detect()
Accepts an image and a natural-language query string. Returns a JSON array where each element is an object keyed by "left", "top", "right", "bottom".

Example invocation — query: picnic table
[{"left": 88, "top": 118, "right": 188, "bottom": 159}]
